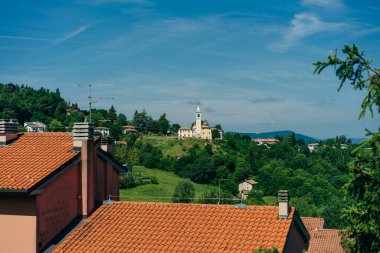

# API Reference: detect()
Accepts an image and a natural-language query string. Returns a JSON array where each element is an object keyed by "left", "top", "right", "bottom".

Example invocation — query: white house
[
  {"left": 253, "top": 138, "right": 278, "bottom": 146},
  {"left": 94, "top": 126, "right": 110, "bottom": 136},
  {"left": 24, "top": 122, "right": 46, "bottom": 132},
  {"left": 307, "top": 143, "right": 319, "bottom": 152},
  {"left": 239, "top": 179, "right": 258, "bottom": 200}
]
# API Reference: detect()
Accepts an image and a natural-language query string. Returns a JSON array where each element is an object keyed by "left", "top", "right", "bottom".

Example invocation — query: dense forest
[{"left": 0, "top": 83, "right": 180, "bottom": 139}]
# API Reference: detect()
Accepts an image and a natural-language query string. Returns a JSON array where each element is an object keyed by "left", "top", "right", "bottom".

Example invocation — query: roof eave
[
  {"left": 0, "top": 188, "right": 29, "bottom": 195},
  {"left": 28, "top": 154, "right": 81, "bottom": 195},
  {"left": 96, "top": 149, "right": 127, "bottom": 174}
]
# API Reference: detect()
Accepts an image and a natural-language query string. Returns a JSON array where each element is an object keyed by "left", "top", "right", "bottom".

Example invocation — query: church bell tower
[{"left": 195, "top": 105, "right": 202, "bottom": 137}]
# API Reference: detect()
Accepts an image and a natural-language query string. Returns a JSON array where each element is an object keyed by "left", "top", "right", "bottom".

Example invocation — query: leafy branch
[{"left": 314, "top": 44, "right": 380, "bottom": 119}]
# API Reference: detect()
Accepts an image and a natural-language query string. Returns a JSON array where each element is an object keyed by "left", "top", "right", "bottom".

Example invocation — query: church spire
[{"left": 196, "top": 105, "right": 201, "bottom": 113}]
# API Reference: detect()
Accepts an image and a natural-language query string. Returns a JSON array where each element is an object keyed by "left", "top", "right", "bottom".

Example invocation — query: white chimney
[
  {"left": 278, "top": 190, "right": 290, "bottom": 219},
  {"left": 72, "top": 122, "right": 94, "bottom": 150},
  {"left": 0, "top": 119, "right": 19, "bottom": 145}
]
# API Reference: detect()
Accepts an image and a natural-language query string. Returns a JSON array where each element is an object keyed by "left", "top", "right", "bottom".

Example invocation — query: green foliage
[
  {"left": 48, "top": 119, "right": 64, "bottom": 132},
  {"left": 172, "top": 180, "right": 195, "bottom": 203},
  {"left": 253, "top": 247, "right": 279, "bottom": 253},
  {"left": 246, "top": 190, "right": 265, "bottom": 205},
  {"left": 119, "top": 174, "right": 137, "bottom": 189},
  {"left": 0, "top": 83, "right": 68, "bottom": 124},
  {"left": 314, "top": 44, "right": 380, "bottom": 252},
  {"left": 314, "top": 44, "right": 380, "bottom": 118}
]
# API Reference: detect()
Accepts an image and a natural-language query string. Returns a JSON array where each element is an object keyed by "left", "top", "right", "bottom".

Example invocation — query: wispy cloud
[
  {"left": 0, "top": 35, "right": 56, "bottom": 42},
  {"left": 184, "top": 100, "right": 203, "bottom": 106},
  {"left": 301, "top": 0, "right": 344, "bottom": 10},
  {"left": 250, "top": 97, "right": 284, "bottom": 104},
  {"left": 352, "top": 27, "right": 380, "bottom": 37},
  {"left": 55, "top": 24, "right": 91, "bottom": 44},
  {"left": 0, "top": 24, "right": 91, "bottom": 44},
  {"left": 268, "top": 13, "right": 346, "bottom": 52}
]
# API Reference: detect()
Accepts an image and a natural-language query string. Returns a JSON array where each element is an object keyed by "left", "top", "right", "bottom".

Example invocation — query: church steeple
[{"left": 195, "top": 105, "right": 202, "bottom": 137}]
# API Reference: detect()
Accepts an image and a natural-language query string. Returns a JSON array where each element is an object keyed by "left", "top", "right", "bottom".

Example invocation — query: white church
[{"left": 178, "top": 106, "right": 222, "bottom": 140}]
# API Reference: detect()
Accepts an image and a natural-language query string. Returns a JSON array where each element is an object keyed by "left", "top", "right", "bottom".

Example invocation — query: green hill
[
  {"left": 119, "top": 166, "right": 219, "bottom": 202},
  {"left": 139, "top": 134, "right": 218, "bottom": 157}
]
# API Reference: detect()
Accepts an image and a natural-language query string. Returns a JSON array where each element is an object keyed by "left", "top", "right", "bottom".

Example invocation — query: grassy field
[
  {"left": 140, "top": 134, "right": 218, "bottom": 157},
  {"left": 120, "top": 166, "right": 219, "bottom": 202}
]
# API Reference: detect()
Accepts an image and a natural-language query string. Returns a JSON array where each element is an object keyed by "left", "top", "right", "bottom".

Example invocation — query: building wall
[
  {"left": 36, "top": 162, "right": 81, "bottom": 250},
  {"left": 95, "top": 157, "right": 107, "bottom": 205},
  {"left": 95, "top": 156, "right": 120, "bottom": 203},
  {"left": 284, "top": 222, "right": 308, "bottom": 253},
  {"left": 239, "top": 182, "right": 253, "bottom": 192},
  {"left": 0, "top": 195, "right": 37, "bottom": 253}
]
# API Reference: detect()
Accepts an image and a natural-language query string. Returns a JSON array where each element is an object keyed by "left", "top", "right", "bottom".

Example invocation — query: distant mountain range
[
  {"left": 238, "top": 130, "right": 367, "bottom": 144},
  {"left": 239, "top": 130, "right": 317, "bottom": 143}
]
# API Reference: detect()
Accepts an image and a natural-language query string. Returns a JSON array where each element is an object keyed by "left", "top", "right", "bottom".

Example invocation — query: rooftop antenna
[{"left": 74, "top": 84, "right": 115, "bottom": 122}]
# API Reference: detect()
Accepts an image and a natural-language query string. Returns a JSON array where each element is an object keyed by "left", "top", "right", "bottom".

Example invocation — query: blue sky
[{"left": 1, "top": 0, "right": 379, "bottom": 138}]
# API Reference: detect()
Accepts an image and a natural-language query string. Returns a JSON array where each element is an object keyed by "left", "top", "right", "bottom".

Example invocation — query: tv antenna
[{"left": 74, "top": 84, "right": 115, "bottom": 122}]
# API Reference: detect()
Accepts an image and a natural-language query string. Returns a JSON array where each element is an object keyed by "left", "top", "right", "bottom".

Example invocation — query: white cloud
[
  {"left": 268, "top": 13, "right": 346, "bottom": 52},
  {"left": 0, "top": 35, "right": 56, "bottom": 42},
  {"left": 55, "top": 24, "right": 91, "bottom": 44},
  {"left": 301, "top": 0, "right": 344, "bottom": 9}
]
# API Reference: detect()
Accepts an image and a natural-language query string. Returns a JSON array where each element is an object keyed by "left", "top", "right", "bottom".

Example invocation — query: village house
[
  {"left": 54, "top": 190, "right": 309, "bottom": 253},
  {"left": 24, "top": 121, "right": 46, "bottom": 132},
  {"left": 178, "top": 106, "right": 222, "bottom": 140},
  {"left": 307, "top": 143, "right": 319, "bottom": 152},
  {"left": 94, "top": 126, "right": 110, "bottom": 136},
  {"left": 253, "top": 138, "right": 279, "bottom": 146},
  {"left": 122, "top": 125, "right": 138, "bottom": 134},
  {"left": 239, "top": 179, "right": 258, "bottom": 200},
  {"left": 0, "top": 119, "right": 126, "bottom": 253}
]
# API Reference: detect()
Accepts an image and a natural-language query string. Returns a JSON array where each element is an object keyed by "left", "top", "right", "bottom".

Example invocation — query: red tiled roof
[
  {"left": 246, "top": 179, "right": 258, "bottom": 185},
  {"left": 0, "top": 132, "right": 78, "bottom": 190},
  {"left": 301, "top": 217, "right": 324, "bottom": 233},
  {"left": 54, "top": 202, "right": 296, "bottom": 253},
  {"left": 308, "top": 229, "right": 344, "bottom": 253}
]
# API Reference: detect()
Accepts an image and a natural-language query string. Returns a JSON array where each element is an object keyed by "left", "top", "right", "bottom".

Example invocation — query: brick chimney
[
  {"left": 278, "top": 190, "right": 290, "bottom": 219},
  {"left": 101, "top": 136, "right": 114, "bottom": 156},
  {"left": 72, "top": 122, "right": 94, "bottom": 218},
  {"left": 0, "top": 119, "right": 19, "bottom": 145}
]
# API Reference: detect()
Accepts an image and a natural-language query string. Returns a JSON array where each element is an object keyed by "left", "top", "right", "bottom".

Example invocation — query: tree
[
  {"left": 170, "top": 123, "right": 180, "bottom": 133},
  {"left": 107, "top": 105, "right": 117, "bottom": 122},
  {"left": 314, "top": 44, "right": 380, "bottom": 252},
  {"left": 49, "top": 119, "right": 64, "bottom": 132},
  {"left": 172, "top": 180, "right": 195, "bottom": 203},
  {"left": 157, "top": 113, "right": 170, "bottom": 135}
]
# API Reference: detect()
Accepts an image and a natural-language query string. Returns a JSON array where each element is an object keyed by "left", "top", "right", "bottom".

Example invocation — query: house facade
[
  {"left": 94, "top": 126, "right": 110, "bottom": 136},
  {"left": 122, "top": 125, "right": 138, "bottom": 134},
  {"left": 178, "top": 106, "right": 222, "bottom": 140},
  {"left": 0, "top": 119, "right": 125, "bottom": 253},
  {"left": 24, "top": 121, "right": 46, "bottom": 132},
  {"left": 239, "top": 179, "right": 258, "bottom": 200}
]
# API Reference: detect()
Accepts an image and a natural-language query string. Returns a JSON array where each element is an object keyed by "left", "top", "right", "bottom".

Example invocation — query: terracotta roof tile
[
  {"left": 54, "top": 202, "right": 295, "bottom": 253},
  {"left": 308, "top": 229, "right": 344, "bottom": 253},
  {"left": 301, "top": 217, "right": 325, "bottom": 233},
  {"left": 0, "top": 132, "right": 78, "bottom": 190}
]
